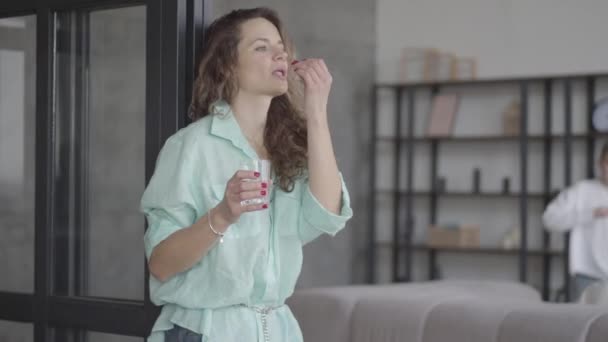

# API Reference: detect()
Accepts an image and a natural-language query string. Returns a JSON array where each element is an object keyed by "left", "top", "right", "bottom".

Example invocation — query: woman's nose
[{"left": 274, "top": 48, "right": 287, "bottom": 60}]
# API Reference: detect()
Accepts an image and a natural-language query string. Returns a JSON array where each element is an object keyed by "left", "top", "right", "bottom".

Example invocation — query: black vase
[
  {"left": 436, "top": 177, "right": 446, "bottom": 193},
  {"left": 502, "top": 177, "right": 511, "bottom": 194},
  {"left": 472, "top": 168, "right": 481, "bottom": 193}
]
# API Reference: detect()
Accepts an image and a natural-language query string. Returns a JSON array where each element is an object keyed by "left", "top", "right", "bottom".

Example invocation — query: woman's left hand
[{"left": 292, "top": 58, "right": 332, "bottom": 121}]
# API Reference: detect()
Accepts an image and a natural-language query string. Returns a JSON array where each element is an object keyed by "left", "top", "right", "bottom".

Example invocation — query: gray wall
[{"left": 211, "top": 1, "right": 375, "bottom": 287}]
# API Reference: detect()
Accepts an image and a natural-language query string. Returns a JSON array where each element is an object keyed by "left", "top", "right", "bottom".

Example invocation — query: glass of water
[{"left": 240, "top": 159, "right": 271, "bottom": 205}]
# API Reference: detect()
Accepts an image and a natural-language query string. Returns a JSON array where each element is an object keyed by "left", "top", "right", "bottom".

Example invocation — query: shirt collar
[{"left": 209, "top": 100, "right": 257, "bottom": 159}]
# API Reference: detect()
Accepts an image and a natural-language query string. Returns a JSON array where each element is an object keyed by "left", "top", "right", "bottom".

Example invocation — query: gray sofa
[{"left": 286, "top": 280, "right": 608, "bottom": 342}]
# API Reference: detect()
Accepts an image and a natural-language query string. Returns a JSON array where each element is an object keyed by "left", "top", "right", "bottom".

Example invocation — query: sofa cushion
[
  {"left": 287, "top": 288, "right": 359, "bottom": 342},
  {"left": 351, "top": 293, "right": 477, "bottom": 342},
  {"left": 421, "top": 297, "right": 539, "bottom": 342},
  {"left": 497, "top": 304, "right": 608, "bottom": 342},
  {"left": 287, "top": 280, "right": 541, "bottom": 342},
  {"left": 586, "top": 313, "right": 608, "bottom": 342}
]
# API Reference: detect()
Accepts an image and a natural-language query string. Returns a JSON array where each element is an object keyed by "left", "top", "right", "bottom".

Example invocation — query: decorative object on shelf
[
  {"left": 436, "top": 176, "right": 446, "bottom": 193},
  {"left": 502, "top": 226, "right": 520, "bottom": 250},
  {"left": 450, "top": 57, "right": 477, "bottom": 80},
  {"left": 427, "top": 94, "right": 460, "bottom": 136},
  {"left": 502, "top": 100, "right": 521, "bottom": 136},
  {"left": 436, "top": 53, "right": 456, "bottom": 81},
  {"left": 399, "top": 47, "right": 438, "bottom": 82},
  {"left": 399, "top": 47, "right": 475, "bottom": 82},
  {"left": 427, "top": 224, "right": 480, "bottom": 248},
  {"left": 502, "top": 177, "right": 511, "bottom": 194},
  {"left": 592, "top": 97, "right": 608, "bottom": 132},
  {"left": 472, "top": 168, "right": 481, "bottom": 193}
]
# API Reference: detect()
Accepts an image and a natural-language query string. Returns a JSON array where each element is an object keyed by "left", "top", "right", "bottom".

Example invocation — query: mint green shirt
[{"left": 141, "top": 101, "right": 353, "bottom": 342}]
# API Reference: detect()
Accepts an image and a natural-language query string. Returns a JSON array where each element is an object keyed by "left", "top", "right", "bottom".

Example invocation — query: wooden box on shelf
[
  {"left": 399, "top": 47, "right": 437, "bottom": 82},
  {"left": 450, "top": 57, "right": 477, "bottom": 80},
  {"left": 502, "top": 100, "right": 520, "bottom": 136},
  {"left": 427, "top": 224, "right": 480, "bottom": 248}
]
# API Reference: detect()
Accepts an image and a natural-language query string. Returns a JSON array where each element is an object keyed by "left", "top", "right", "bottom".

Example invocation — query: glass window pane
[
  {"left": 0, "top": 320, "right": 33, "bottom": 342},
  {"left": 0, "top": 15, "right": 36, "bottom": 293},
  {"left": 53, "top": 6, "right": 146, "bottom": 300}
]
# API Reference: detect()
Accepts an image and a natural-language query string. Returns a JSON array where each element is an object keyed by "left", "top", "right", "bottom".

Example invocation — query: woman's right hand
[{"left": 214, "top": 170, "right": 269, "bottom": 228}]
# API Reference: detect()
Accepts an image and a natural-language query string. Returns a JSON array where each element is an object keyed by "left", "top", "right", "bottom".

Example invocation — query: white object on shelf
[{"left": 502, "top": 226, "right": 520, "bottom": 250}]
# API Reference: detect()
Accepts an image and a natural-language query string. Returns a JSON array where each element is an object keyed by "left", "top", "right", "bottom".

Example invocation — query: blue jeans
[
  {"left": 164, "top": 325, "right": 204, "bottom": 342},
  {"left": 571, "top": 273, "right": 600, "bottom": 302}
]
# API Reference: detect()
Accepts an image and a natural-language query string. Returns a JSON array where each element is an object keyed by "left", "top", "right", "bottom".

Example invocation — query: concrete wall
[{"left": 211, "top": 1, "right": 375, "bottom": 287}]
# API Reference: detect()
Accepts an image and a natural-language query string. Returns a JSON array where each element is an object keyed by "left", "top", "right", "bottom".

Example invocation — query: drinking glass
[{"left": 240, "top": 159, "right": 271, "bottom": 205}]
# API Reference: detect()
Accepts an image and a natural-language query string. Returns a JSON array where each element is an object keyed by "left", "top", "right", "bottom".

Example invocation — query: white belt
[{"left": 238, "top": 304, "right": 284, "bottom": 342}]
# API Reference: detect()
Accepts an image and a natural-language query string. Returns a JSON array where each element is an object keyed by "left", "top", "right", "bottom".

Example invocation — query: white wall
[{"left": 377, "top": 0, "right": 608, "bottom": 82}]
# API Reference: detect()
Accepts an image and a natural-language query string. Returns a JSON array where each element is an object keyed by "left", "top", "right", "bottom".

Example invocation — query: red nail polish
[
  {"left": 261, "top": 190, "right": 267, "bottom": 196},
  {"left": 262, "top": 204, "right": 268, "bottom": 209},
  {"left": 261, "top": 182, "right": 268, "bottom": 188},
  {"left": 254, "top": 172, "right": 260, "bottom": 177}
]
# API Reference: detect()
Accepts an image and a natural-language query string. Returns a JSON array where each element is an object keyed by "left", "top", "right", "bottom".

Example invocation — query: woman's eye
[{"left": 255, "top": 46, "right": 267, "bottom": 52}]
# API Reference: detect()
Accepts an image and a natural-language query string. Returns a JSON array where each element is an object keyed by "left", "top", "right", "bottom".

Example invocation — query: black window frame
[{"left": 0, "top": 0, "right": 210, "bottom": 340}]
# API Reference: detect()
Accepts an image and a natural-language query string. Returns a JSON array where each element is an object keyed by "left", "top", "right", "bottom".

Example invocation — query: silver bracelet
[{"left": 208, "top": 207, "right": 224, "bottom": 244}]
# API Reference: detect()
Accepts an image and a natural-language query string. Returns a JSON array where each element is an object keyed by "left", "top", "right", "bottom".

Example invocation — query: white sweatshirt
[{"left": 542, "top": 179, "right": 608, "bottom": 279}]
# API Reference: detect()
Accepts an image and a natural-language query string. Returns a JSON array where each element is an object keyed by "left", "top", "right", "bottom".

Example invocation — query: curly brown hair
[{"left": 189, "top": 7, "right": 307, "bottom": 192}]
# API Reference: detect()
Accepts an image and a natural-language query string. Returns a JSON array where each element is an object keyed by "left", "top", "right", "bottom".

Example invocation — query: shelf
[
  {"left": 374, "top": 72, "right": 608, "bottom": 89},
  {"left": 376, "top": 190, "right": 548, "bottom": 199},
  {"left": 377, "top": 133, "right": 603, "bottom": 143},
  {"left": 368, "top": 71, "right": 606, "bottom": 293},
  {"left": 376, "top": 241, "right": 564, "bottom": 257},
  {"left": 413, "top": 244, "right": 564, "bottom": 257}
]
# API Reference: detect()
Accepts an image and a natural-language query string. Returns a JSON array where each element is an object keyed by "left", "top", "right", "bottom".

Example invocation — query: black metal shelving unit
[{"left": 367, "top": 73, "right": 608, "bottom": 302}]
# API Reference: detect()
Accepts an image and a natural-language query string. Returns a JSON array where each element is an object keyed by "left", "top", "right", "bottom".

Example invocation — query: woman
[{"left": 141, "top": 7, "right": 353, "bottom": 342}]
